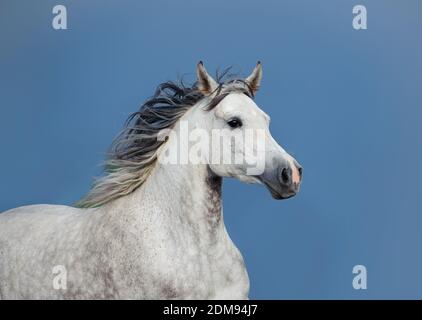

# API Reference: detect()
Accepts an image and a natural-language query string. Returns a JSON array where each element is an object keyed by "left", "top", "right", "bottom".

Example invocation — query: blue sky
[{"left": 1, "top": 0, "right": 421, "bottom": 298}]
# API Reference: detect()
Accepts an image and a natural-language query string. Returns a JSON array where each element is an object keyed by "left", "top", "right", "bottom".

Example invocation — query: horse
[{"left": 0, "top": 62, "right": 302, "bottom": 299}]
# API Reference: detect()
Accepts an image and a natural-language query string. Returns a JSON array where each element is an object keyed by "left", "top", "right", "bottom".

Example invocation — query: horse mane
[{"left": 76, "top": 68, "right": 253, "bottom": 208}]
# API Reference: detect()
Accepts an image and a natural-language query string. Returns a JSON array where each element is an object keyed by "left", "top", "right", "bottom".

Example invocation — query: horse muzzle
[{"left": 259, "top": 160, "right": 303, "bottom": 200}]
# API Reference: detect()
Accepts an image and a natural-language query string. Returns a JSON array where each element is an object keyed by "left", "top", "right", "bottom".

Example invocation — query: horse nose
[
  {"left": 279, "top": 163, "right": 302, "bottom": 191},
  {"left": 296, "top": 163, "right": 303, "bottom": 180},
  {"left": 280, "top": 167, "right": 292, "bottom": 185}
]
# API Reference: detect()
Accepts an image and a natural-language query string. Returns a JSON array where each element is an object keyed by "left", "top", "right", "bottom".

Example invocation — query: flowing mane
[{"left": 77, "top": 70, "right": 253, "bottom": 208}]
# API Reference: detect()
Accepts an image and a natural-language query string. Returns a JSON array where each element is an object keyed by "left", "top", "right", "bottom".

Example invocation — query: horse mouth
[
  {"left": 266, "top": 184, "right": 297, "bottom": 200},
  {"left": 256, "top": 177, "right": 298, "bottom": 200}
]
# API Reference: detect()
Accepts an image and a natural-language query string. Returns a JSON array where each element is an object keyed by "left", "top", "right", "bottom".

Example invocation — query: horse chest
[
  {"left": 146, "top": 227, "right": 250, "bottom": 299},
  {"left": 109, "top": 179, "right": 250, "bottom": 299}
]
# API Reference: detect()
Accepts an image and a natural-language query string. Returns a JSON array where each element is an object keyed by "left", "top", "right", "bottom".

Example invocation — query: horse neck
[
  {"left": 104, "top": 106, "right": 225, "bottom": 239},
  {"left": 107, "top": 161, "right": 224, "bottom": 239},
  {"left": 148, "top": 107, "right": 224, "bottom": 230},
  {"left": 148, "top": 162, "right": 223, "bottom": 228}
]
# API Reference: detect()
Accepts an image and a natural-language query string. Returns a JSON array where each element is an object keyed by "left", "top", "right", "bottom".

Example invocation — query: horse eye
[{"left": 227, "top": 118, "right": 242, "bottom": 129}]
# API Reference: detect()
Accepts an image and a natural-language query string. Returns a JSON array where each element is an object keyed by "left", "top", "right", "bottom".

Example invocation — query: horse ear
[
  {"left": 196, "top": 61, "right": 218, "bottom": 95},
  {"left": 245, "top": 61, "right": 263, "bottom": 95}
]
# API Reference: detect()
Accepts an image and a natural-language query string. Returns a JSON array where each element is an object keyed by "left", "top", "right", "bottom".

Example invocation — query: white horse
[{"left": 0, "top": 62, "right": 302, "bottom": 299}]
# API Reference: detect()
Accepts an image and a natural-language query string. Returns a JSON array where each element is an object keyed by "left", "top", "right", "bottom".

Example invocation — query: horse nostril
[
  {"left": 280, "top": 167, "right": 291, "bottom": 185},
  {"left": 298, "top": 166, "right": 303, "bottom": 178}
]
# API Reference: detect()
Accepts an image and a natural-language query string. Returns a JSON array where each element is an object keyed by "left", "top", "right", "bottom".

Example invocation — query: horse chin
[{"left": 265, "top": 183, "right": 297, "bottom": 200}]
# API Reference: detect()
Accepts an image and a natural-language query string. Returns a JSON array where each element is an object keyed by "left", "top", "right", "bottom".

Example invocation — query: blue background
[{"left": 1, "top": 0, "right": 421, "bottom": 299}]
